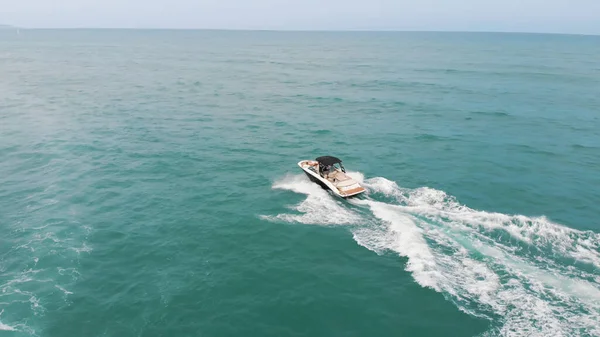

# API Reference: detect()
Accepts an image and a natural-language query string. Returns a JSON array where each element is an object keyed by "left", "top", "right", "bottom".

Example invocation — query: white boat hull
[{"left": 297, "top": 160, "right": 366, "bottom": 198}]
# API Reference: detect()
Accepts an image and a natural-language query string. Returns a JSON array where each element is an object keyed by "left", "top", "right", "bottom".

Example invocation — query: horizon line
[{"left": 4, "top": 27, "right": 600, "bottom": 37}]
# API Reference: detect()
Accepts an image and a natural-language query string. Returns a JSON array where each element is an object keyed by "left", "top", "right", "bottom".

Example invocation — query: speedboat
[{"left": 298, "top": 156, "right": 366, "bottom": 198}]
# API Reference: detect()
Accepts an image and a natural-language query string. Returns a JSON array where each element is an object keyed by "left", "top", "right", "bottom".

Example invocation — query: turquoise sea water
[{"left": 1, "top": 30, "right": 600, "bottom": 337}]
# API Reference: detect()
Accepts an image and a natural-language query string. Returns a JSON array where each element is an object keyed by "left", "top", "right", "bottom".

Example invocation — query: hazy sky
[{"left": 2, "top": 0, "right": 600, "bottom": 34}]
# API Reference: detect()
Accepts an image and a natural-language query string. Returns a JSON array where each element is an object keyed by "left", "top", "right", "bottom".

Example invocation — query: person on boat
[{"left": 321, "top": 165, "right": 331, "bottom": 177}]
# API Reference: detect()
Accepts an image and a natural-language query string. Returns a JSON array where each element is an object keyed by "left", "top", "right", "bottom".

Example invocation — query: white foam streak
[
  {"left": 353, "top": 199, "right": 503, "bottom": 310},
  {"left": 353, "top": 199, "right": 441, "bottom": 290},
  {"left": 55, "top": 285, "right": 73, "bottom": 295},
  {"left": 0, "top": 310, "right": 15, "bottom": 331},
  {"left": 0, "top": 323, "right": 15, "bottom": 331}
]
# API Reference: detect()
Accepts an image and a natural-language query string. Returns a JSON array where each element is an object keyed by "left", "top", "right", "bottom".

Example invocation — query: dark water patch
[
  {"left": 470, "top": 110, "right": 511, "bottom": 117},
  {"left": 311, "top": 129, "right": 332, "bottom": 135},
  {"left": 504, "top": 70, "right": 599, "bottom": 83},
  {"left": 293, "top": 94, "right": 345, "bottom": 103},
  {"left": 298, "top": 121, "right": 318, "bottom": 128},
  {"left": 508, "top": 144, "right": 561, "bottom": 158},
  {"left": 172, "top": 116, "right": 214, "bottom": 122},
  {"left": 572, "top": 144, "right": 599, "bottom": 150},
  {"left": 225, "top": 147, "right": 280, "bottom": 158},
  {"left": 377, "top": 101, "right": 408, "bottom": 109},
  {"left": 414, "top": 68, "right": 479, "bottom": 75},
  {"left": 413, "top": 134, "right": 459, "bottom": 142},
  {"left": 349, "top": 79, "right": 411, "bottom": 89},
  {"left": 280, "top": 129, "right": 301, "bottom": 137},
  {"left": 416, "top": 67, "right": 598, "bottom": 84},
  {"left": 355, "top": 108, "right": 386, "bottom": 115},
  {"left": 89, "top": 177, "right": 135, "bottom": 191},
  {"left": 0, "top": 144, "right": 23, "bottom": 156},
  {"left": 314, "top": 80, "right": 340, "bottom": 86}
]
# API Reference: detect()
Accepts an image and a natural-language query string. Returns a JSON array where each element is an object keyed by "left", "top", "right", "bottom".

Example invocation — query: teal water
[{"left": 1, "top": 30, "right": 600, "bottom": 337}]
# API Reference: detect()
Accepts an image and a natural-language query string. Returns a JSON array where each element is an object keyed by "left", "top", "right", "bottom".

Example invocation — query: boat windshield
[
  {"left": 332, "top": 163, "right": 346, "bottom": 173},
  {"left": 319, "top": 162, "right": 346, "bottom": 175}
]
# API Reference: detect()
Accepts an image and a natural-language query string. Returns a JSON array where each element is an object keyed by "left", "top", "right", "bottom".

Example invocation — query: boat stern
[{"left": 338, "top": 184, "right": 366, "bottom": 198}]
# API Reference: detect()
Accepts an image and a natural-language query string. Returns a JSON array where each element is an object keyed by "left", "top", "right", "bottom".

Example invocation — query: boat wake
[
  {"left": 265, "top": 173, "right": 600, "bottom": 337},
  {"left": 260, "top": 173, "right": 363, "bottom": 225}
]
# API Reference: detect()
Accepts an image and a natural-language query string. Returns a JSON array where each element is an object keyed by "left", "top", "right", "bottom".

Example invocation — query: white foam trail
[
  {"left": 358, "top": 176, "right": 600, "bottom": 337},
  {"left": 262, "top": 174, "right": 362, "bottom": 225},
  {"left": 353, "top": 199, "right": 503, "bottom": 310},
  {"left": 265, "top": 172, "right": 600, "bottom": 336}
]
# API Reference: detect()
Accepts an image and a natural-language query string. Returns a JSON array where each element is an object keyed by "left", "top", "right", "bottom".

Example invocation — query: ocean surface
[{"left": 1, "top": 30, "right": 600, "bottom": 337}]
